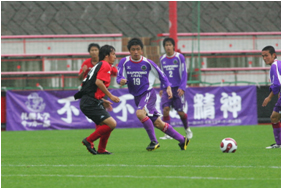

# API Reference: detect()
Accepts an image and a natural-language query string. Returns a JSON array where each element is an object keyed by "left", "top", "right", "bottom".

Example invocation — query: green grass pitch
[{"left": 1, "top": 125, "right": 281, "bottom": 188}]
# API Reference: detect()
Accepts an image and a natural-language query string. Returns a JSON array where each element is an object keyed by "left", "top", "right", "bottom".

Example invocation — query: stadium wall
[{"left": 1, "top": 2, "right": 280, "bottom": 36}]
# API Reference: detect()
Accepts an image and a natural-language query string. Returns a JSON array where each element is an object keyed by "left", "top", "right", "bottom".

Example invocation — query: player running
[
  {"left": 75, "top": 45, "right": 120, "bottom": 155},
  {"left": 117, "top": 38, "right": 189, "bottom": 151},
  {"left": 159, "top": 37, "right": 193, "bottom": 140}
]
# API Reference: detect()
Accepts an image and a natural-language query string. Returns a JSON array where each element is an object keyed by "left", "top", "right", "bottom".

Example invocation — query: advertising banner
[{"left": 6, "top": 86, "right": 257, "bottom": 131}]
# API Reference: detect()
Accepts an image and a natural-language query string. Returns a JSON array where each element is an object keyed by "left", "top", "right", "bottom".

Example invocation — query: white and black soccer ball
[{"left": 220, "top": 138, "right": 237, "bottom": 153}]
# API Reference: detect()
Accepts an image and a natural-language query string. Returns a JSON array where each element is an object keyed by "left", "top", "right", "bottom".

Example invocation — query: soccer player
[
  {"left": 159, "top": 37, "right": 193, "bottom": 140},
  {"left": 74, "top": 45, "right": 120, "bottom": 155},
  {"left": 78, "top": 43, "right": 117, "bottom": 81},
  {"left": 117, "top": 38, "right": 189, "bottom": 151},
  {"left": 261, "top": 46, "right": 281, "bottom": 149},
  {"left": 78, "top": 43, "right": 100, "bottom": 81},
  {"left": 77, "top": 43, "right": 118, "bottom": 154}
]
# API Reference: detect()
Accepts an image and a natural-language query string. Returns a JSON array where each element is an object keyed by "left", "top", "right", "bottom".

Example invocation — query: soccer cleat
[
  {"left": 159, "top": 134, "right": 173, "bottom": 140},
  {"left": 97, "top": 151, "right": 113, "bottom": 155},
  {"left": 266, "top": 143, "right": 281, "bottom": 149},
  {"left": 146, "top": 141, "right": 160, "bottom": 151},
  {"left": 178, "top": 137, "right": 190, "bottom": 150},
  {"left": 82, "top": 138, "right": 97, "bottom": 155},
  {"left": 185, "top": 128, "right": 193, "bottom": 139}
]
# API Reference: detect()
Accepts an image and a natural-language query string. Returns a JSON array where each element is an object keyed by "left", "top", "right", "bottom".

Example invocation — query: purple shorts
[
  {"left": 273, "top": 97, "right": 281, "bottom": 114},
  {"left": 161, "top": 87, "right": 186, "bottom": 112},
  {"left": 134, "top": 89, "right": 161, "bottom": 123}
]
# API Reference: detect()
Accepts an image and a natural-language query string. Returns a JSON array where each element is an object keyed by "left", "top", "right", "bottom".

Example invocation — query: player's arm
[
  {"left": 95, "top": 79, "right": 119, "bottom": 103},
  {"left": 269, "top": 63, "right": 281, "bottom": 95},
  {"left": 177, "top": 54, "right": 187, "bottom": 96},
  {"left": 150, "top": 60, "right": 172, "bottom": 99},
  {"left": 116, "top": 58, "right": 128, "bottom": 86},
  {"left": 262, "top": 91, "right": 274, "bottom": 107},
  {"left": 159, "top": 56, "right": 164, "bottom": 97},
  {"left": 101, "top": 98, "right": 113, "bottom": 111},
  {"left": 78, "top": 64, "right": 88, "bottom": 80}
]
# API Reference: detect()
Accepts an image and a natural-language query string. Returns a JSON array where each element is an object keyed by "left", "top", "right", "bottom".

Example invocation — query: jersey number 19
[{"left": 133, "top": 78, "right": 141, "bottom": 85}]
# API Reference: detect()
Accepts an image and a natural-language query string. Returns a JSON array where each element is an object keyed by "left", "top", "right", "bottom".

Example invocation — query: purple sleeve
[
  {"left": 269, "top": 62, "right": 281, "bottom": 95},
  {"left": 179, "top": 54, "right": 187, "bottom": 91},
  {"left": 149, "top": 60, "right": 171, "bottom": 89},
  {"left": 116, "top": 58, "right": 127, "bottom": 85},
  {"left": 159, "top": 56, "right": 165, "bottom": 90}
]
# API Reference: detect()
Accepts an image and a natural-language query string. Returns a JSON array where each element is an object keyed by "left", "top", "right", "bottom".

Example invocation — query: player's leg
[
  {"left": 135, "top": 90, "right": 159, "bottom": 151},
  {"left": 266, "top": 98, "right": 281, "bottom": 149},
  {"left": 160, "top": 89, "right": 173, "bottom": 139},
  {"left": 87, "top": 117, "right": 116, "bottom": 143},
  {"left": 266, "top": 111, "right": 281, "bottom": 149},
  {"left": 160, "top": 106, "right": 173, "bottom": 139},
  {"left": 97, "top": 128, "right": 112, "bottom": 154},
  {"left": 177, "top": 111, "right": 193, "bottom": 139},
  {"left": 172, "top": 90, "right": 193, "bottom": 139},
  {"left": 153, "top": 117, "right": 189, "bottom": 150},
  {"left": 136, "top": 108, "right": 158, "bottom": 142},
  {"left": 80, "top": 97, "right": 114, "bottom": 155}
]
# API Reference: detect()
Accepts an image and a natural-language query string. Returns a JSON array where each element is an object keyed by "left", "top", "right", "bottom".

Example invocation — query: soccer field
[{"left": 1, "top": 125, "right": 281, "bottom": 188}]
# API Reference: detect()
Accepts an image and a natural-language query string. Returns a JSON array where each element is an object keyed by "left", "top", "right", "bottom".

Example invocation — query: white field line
[
  {"left": 1, "top": 164, "right": 280, "bottom": 169},
  {"left": 1, "top": 174, "right": 281, "bottom": 181}
]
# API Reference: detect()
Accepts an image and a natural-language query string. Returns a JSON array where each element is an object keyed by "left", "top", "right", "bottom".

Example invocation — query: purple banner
[{"left": 6, "top": 86, "right": 257, "bottom": 131}]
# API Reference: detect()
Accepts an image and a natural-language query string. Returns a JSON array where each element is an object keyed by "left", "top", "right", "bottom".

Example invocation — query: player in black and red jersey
[{"left": 74, "top": 45, "right": 120, "bottom": 155}]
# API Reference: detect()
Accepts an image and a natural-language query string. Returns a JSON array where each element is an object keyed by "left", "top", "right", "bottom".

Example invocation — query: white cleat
[
  {"left": 266, "top": 143, "right": 281, "bottom": 149},
  {"left": 186, "top": 128, "right": 193, "bottom": 139},
  {"left": 159, "top": 134, "right": 173, "bottom": 140}
]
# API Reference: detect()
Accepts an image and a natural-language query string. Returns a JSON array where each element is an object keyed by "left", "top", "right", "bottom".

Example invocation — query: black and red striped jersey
[{"left": 79, "top": 60, "right": 112, "bottom": 100}]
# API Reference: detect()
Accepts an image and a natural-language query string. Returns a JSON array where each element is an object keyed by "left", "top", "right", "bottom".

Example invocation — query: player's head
[
  {"left": 88, "top": 43, "right": 100, "bottom": 58},
  {"left": 163, "top": 38, "right": 175, "bottom": 55},
  {"left": 262, "top": 46, "right": 277, "bottom": 65},
  {"left": 127, "top": 38, "right": 143, "bottom": 60},
  {"left": 99, "top": 45, "right": 116, "bottom": 64}
]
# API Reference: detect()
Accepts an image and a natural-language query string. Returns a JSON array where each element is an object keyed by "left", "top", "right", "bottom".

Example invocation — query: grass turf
[{"left": 1, "top": 125, "right": 281, "bottom": 188}]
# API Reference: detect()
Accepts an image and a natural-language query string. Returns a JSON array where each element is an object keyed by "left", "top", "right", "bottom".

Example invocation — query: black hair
[
  {"left": 163, "top": 37, "right": 175, "bottom": 48},
  {"left": 127, "top": 38, "right": 143, "bottom": 50},
  {"left": 99, "top": 45, "right": 115, "bottom": 61},
  {"left": 262, "top": 46, "right": 277, "bottom": 58},
  {"left": 88, "top": 43, "right": 100, "bottom": 52}
]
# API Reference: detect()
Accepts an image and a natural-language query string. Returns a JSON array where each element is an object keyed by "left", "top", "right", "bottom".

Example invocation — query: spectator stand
[{"left": 1, "top": 34, "right": 129, "bottom": 90}]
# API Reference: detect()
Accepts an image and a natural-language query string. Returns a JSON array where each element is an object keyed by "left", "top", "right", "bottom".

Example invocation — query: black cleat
[
  {"left": 178, "top": 137, "right": 190, "bottom": 150},
  {"left": 146, "top": 141, "right": 160, "bottom": 151},
  {"left": 97, "top": 151, "right": 113, "bottom": 155},
  {"left": 82, "top": 138, "right": 97, "bottom": 155}
]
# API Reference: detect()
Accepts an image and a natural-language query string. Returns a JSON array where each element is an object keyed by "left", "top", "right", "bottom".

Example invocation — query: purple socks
[
  {"left": 141, "top": 117, "right": 158, "bottom": 142},
  {"left": 162, "top": 123, "right": 185, "bottom": 143}
]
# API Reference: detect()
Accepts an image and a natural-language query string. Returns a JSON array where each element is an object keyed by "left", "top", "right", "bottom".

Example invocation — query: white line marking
[
  {"left": 1, "top": 174, "right": 280, "bottom": 181},
  {"left": 1, "top": 164, "right": 280, "bottom": 169}
]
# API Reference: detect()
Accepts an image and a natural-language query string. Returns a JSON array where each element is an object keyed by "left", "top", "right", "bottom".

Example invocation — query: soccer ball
[{"left": 220, "top": 138, "right": 237, "bottom": 153}]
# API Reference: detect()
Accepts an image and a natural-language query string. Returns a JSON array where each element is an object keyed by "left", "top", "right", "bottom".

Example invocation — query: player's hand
[
  {"left": 82, "top": 65, "right": 88, "bottom": 72},
  {"left": 262, "top": 97, "right": 271, "bottom": 107},
  {"left": 167, "top": 86, "right": 173, "bottom": 99},
  {"left": 110, "top": 95, "right": 120, "bottom": 103},
  {"left": 102, "top": 98, "right": 113, "bottom": 111},
  {"left": 177, "top": 88, "right": 184, "bottom": 97},
  {"left": 159, "top": 90, "right": 163, "bottom": 97},
  {"left": 120, "top": 79, "right": 127, "bottom": 86}
]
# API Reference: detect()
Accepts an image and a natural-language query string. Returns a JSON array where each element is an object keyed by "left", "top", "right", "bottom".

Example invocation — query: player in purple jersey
[
  {"left": 117, "top": 38, "right": 190, "bottom": 151},
  {"left": 159, "top": 38, "right": 193, "bottom": 140},
  {"left": 261, "top": 46, "right": 281, "bottom": 149}
]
